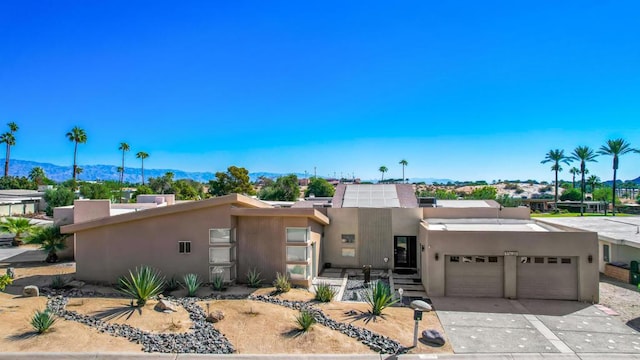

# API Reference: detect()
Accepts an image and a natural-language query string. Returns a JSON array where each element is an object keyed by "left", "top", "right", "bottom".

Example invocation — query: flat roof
[
  {"left": 436, "top": 200, "right": 496, "bottom": 208},
  {"left": 425, "top": 218, "right": 550, "bottom": 232},
  {"left": 536, "top": 217, "right": 640, "bottom": 248}
]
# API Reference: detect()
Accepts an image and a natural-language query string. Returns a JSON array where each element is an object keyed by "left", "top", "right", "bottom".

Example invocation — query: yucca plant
[
  {"left": 314, "top": 282, "right": 336, "bottom": 302},
  {"left": 273, "top": 272, "right": 291, "bottom": 293},
  {"left": 31, "top": 309, "right": 56, "bottom": 334},
  {"left": 364, "top": 281, "right": 398, "bottom": 316},
  {"left": 0, "top": 274, "right": 12, "bottom": 291},
  {"left": 50, "top": 274, "right": 67, "bottom": 289},
  {"left": 246, "top": 268, "right": 263, "bottom": 288},
  {"left": 182, "top": 273, "right": 202, "bottom": 297},
  {"left": 164, "top": 276, "right": 181, "bottom": 293},
  {"left": 295, "top": 310, "right": 316, "bottom": 332},
  {"left": 118, "top": 266, "right": 165, "bottom": 307},
  {"left": 211, "top": 274, "right": 225, "bottom": 291}
]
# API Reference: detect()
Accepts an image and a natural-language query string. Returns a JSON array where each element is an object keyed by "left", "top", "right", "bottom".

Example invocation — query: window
[
  {"left": 179, "top": 241, "right": 191, "bottom": 254},
  {"left": 603, "top": 244, "right": 610, "bottom": 262},
  {"left": 342, "top": 248, "right": 356, "bottom": 257},
  {"left": 534, "top": 257, "right": 544, "bottom": 264},
  {"left": 462, "top": 256, "right": 473, "bottom": 263},
  {"left": 561, "top": 258, "right": 571, "bottom": 264},
  {"left": 450, "top": 256, "right": 460, "bottom": 263},
  {"left": 475, "top": 256, "right": 486, "bottom": 263},
  {"left": 488, "top": 257, "right": 498, "bottom": 263},
  {"left": 209, "top": 228, "right": 232, "bottom": 244},
  {"left": 287, "top": 264, "right": 310, "bottom": 280},
  {"left": 210, "top": 265, "right": 236, "bottom": 283},
  {"left": 209, "top": 247, "right": 234, "bottom": 263},
  {"left": 286, "top": 228, "right": 309, "bottom": 243},
  {"left": 520, "top": 257, "right": 530, "bottom": 264},
  {"left": 341, "top": 234, "right": 355, "bottom": 243},
  {"left": 548, "top": 257, "right": 558, "bottom": 264},
  {"left": 286, "top": 246, "right": 309, "bottom": 262}
]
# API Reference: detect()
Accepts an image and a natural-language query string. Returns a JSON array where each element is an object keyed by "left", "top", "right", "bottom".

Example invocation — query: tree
[
  {"left": 66, "top": 126, "right": 87, "bottom": 182},
  {"left": 1, "top": 122, "right": 18, "bottom": 177},
  {"left": 26, "top": 226, "right": 68, "bottom": 263},
  {"left": 148, "top": 172, "right": 175, "bottom": 194},
  {"left": 379, "top": 166, "right": 388, "bottom": 182},
  {"left": 28, "top": 166, "right": 47, "bottom": 185},
  {"left": 118, "top": 142, "right": 130, "bottom": 202},
  {"left": 79, "top": 182, "right": 112, "bottom": 200},
  {"left": 0, "top": 218, "right": 37, "bottom": 246},
  {"left": 0, "top": 176, "right": 36, "bottom": 190},
  {"left": 208, "top": 166, "right": 255, "bottom": 196},
  {"left": 304, "top": 177, "right": 335, "bottom": 197},
  {"left": 75, "top": 166, "right": 83, "bottom": 180},
  {"left": 496, "top": 194, "right": 522, "bottom": 207},
  {"left": 466, "top": 186, "right": 497, "bottom": 200},
  {"left": 258, "top": 174, "right": 300, "bottom": 201},
  {"left": 135, "top": 151, "right": 149, "bottom": 185},
  {"left": 569, "top": 167, "right": 580, "bottom": 189},
  {"left": 541, "top": 149, "right": 571, "bottom": 211},
  {"left": 173, "top": 179, "right": 205, "bottom": 200},
  {"left": 560, "top": 188, "right": 582, "bottom": 201},
  {"left": 132, "top": 184, "right": 154, "bottom": 200},
  {"left": 44, "top": 188, "right": 75, "bottom": 216},
  {"left": 586, "top": 175, "right": 600, "bottom": 194},
  {"left": 399, "top": 159, "right": 408, "bottom": 183},
  {"left": 598, "top": 139, "right": 637, "bottom": 216},
  {"left": 570, "top": 146, "right": 598, "bottom": 216}
]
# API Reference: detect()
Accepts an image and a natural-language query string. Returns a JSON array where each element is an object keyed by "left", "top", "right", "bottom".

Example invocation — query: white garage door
[
  {"left": 445, "top": 255, "right": 504, "bottom": 297},
  {"left": 517, "top": 256, "right": 578, "bottom": 300}
]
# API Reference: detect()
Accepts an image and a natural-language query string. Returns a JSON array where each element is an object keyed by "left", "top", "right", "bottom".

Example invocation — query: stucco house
[{"left": 60, "top": 184, "right": 600, "bottom": 301}]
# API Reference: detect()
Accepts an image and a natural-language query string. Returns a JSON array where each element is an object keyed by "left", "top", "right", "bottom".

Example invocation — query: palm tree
[
  {"left": 399, "top": 159, "right": 408, "bottom": 183},
  {"left": 136, "top": 151, "right": 149, "bottom": 185},
  {"left": 598, "top": 139, "right": 637, "bottom": 216},
  {"left": 75, "top": 166, "right": 83, "bottom": 181},
  {"left": 29, "top": 166, "right": 46, "bottom": 185},
  {"left": 118, "top": 142, "right": 130, "bottom": 203},
  {"left": 25, "top": 225, "right": 68, "bottom": 263},
  {"left": 0, "top": 217, "right": 37, "bottom": 246},
  {"left": 1, "top": 132, "right": 15, "bottom": 178},
  {"left": 570, "top": 146, "right": 598, "bottom": 216},
  {"left": 379, "top": 166, "right": 388, "bottom": 182},
  {"left": 541, "top": 149, "right": 571, "bottom": 211},
  {"left": 569, "top": 167, "right": 580, "bottom": 188},
  {"left": 66, "top": 126, "right": 87, "bottom": 182},
  {"left": 587, "top": 175, "right": 600, "bottom": 194}
]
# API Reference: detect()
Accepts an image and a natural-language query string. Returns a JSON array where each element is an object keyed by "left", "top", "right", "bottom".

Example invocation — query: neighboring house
[
  {"left": 536, "top": 217, "right": 640, "bottom": 284},
  {"left": 0, "top": 189, "right": 44, "bottom": 216},
  {"left": 60, "top": 184, "right": 599, "bottom": 302}
]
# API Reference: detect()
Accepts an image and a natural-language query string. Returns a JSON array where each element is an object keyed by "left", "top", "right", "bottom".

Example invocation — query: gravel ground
[
  {"left": 599, "top": 274, "right": 640, "bottom": 331},
  {"left": 341, "top": 278, "right": 390, "bottom": 302}
]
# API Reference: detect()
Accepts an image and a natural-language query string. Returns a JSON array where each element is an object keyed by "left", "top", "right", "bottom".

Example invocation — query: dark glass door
[{"left": 394, "top": 236, "right": 416, "bottom": 268}]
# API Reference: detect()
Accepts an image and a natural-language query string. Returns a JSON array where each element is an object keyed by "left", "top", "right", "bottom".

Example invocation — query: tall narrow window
[
  {"left": 603, "top": 244, "right": 610, "bottom": 262},
  {"left": 179, "top": 241, "right": 191, "bottom": 254}
]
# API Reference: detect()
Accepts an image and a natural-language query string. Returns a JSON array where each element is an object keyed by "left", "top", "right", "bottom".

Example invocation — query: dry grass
[
  {"left": 251, "top": 287, "right": 315, "bottom": 302},
  {"left": 199, "top": 299, "right": 373, "bottom": 354},
  {"left": 319, "top": 302, "right": 452, "bottom": 354}
]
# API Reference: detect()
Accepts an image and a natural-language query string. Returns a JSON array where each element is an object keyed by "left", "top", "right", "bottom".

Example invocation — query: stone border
[{"left": 249, "top": 294, "right": 408, "bottom": 354}]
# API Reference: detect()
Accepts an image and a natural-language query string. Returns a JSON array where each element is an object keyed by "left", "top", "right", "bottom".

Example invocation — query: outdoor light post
[
  {"left": 410, "top": 300, "right": 432, "bottom": 347},
  {"left": 398, "top": 288, "right": 404, "bottom": 305}
]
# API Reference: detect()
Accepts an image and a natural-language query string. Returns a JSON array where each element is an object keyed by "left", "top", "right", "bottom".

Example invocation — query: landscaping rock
[
  {"left": 67, "top": 280, "right": 85, "bottom": 288},
  {"left": 421, "top": 329, "right": 445, "bottom": 346},
  {"left": 410, "top": 300, "right": 432, "bottom": 312},
  {"left": 206, "top": 310, "right": 224, "bottom": 323},
  {"left": 23, "top": 285, "right": 39, "bottom": 297},
  {"left": 6, "top": 267, "right": 15, "bottom": 279},
  {"left": 155, "top": 299, "right": 178, "bottom": 312}
]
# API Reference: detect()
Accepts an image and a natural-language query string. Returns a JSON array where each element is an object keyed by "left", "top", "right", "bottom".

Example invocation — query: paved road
[
  {"left": 0, "top": 246, "right": 32, "bottom": 261},
  {"left": 432, "top": 297, "right": 640, "bottom": 355}
]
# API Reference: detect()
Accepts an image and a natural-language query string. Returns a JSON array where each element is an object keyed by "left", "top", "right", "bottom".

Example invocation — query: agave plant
[
  {"left": 314, "top": 282, "right": 336, "bottom": 302},
  {"left": 164, "top": 276, "right": 181, "bottom": 293},
  {"left": 211, "top": 274, "right": 225, "bottom": 291},
  {"left": 273, "top": 272, "right": 291, "bottom": 293},
  {"left": 118, "top": 266, "right": 165, "bottom": 307},
  {"left": 364, "top": 281, "right": 398, "bottom": 316},
  {"left": 31, "top": 309, "right": 56, "bottom": 334},
  {"left": 246, "top": 268, "right": 263, "bottom": 288},
  {"left": 182, "top": 273, "right": 202, "bottom": 297},
  {"left": 295, "top": 310, "right": 316, "bottom": 332}
]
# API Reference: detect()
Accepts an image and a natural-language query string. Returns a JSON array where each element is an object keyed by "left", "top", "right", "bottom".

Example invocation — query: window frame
[{"left": 179, "top": 241, "right": 191, "bottom": 254}]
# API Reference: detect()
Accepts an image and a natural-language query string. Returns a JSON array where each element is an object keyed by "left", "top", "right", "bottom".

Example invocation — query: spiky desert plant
[
  {"left": 314, "top": 282, "right": 336, "bottom": 302},
  {"left": 25, "top": 225, "right": 67, "bottom": 263},
  {"left": 117, "top": 266, "right": 165, "bottom": 307},
  {"left": 182, "top": 273, "right": 202, "bottom": 297},
  {"left": 273, "top": 272, "right": 291, "bottom": 293},
  {"left": 364, "top": 281, "right": 398, "bottom": 316},
  {"left": 31, "top": 309, "right": 56, "bottom": 334},
  {"left": 246, "top": 268, "right": 263, "bottom": 288},
  {"left": 211, "top": 274, "right": 225, "bottom": 291},
  {"left": 164, "top": 276, "right": 181, "bottom": 293},
  {"left": 0, "top": 217, "right": 37, "bottom": 246},
  {"left": 0, "top": 274, "right": 12, "bottom": 291},
  {"left": 50, "top": 274, "right": 67, "bottom": 289},
  {"left": 295, "top": 310, "right": 316, "bottom": 332}
]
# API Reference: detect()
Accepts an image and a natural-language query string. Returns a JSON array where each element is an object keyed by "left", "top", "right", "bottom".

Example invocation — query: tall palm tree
[
  {"left": 1, "top": 132, "right": 15, "bottom": 178},
  {"left": 379, "top": 166, "right": 388, "bottom": 182},
  {"left": 569, "top": 167, "right": 580, "bottom": 188},
  {"left": 66, "top": 126, "right": 87, "bottom": 182},
  {"left": 75, "top": 166, "right": 83, "bottom": 181},
  {"left": 118, "top": 142, "right": 130, "bottom": 184},
  {"left": 136, "top": 151, "right": 149, "bottom": 185},
  {"left": 598, "top": 138, "right": 637, "bottom": 216},
  {"left": 587, "top": 175, "right": 600, "bottom": 194},
  {"left": 541, "top": 149, "right": 571, "bottom": 210},
  {"left": 570, "top": 146, "right": 598, "bottom": 216},
  {"left": 399, "top": 159, "right": 408, "bottom": 183},
  {"left": 29, "top": 166, "right": 46, "bottom": 185}
]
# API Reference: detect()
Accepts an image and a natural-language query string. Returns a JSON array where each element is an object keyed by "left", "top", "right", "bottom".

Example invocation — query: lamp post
[
  {"left": 398, "top": 288, "right": 404, "bottom": 306},
  {"left": 410, "top": 300, "right": 432, "bottom": 347}
]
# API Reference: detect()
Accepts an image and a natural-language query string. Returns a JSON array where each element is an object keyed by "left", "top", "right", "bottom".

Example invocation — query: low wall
[{"left": 605, "top": 263, "right": 629, "bottom": 283}]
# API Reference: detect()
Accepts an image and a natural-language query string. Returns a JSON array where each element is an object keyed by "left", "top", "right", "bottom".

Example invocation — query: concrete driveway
[
  {"left": 0, "top": 247, "right": 47, "bottom": 262},
  {"left": 432, "top": 297, "right": 640, "bottom": 354}
]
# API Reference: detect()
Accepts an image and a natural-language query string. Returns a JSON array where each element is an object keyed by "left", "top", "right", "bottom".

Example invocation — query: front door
[{"left": 394, "top": 236, "right": 417, "bottom": 268}]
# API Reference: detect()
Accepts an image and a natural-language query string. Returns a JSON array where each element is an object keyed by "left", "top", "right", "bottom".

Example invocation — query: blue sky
[{"left": 1, "top": 1, "right": 639, "bottom": 182}]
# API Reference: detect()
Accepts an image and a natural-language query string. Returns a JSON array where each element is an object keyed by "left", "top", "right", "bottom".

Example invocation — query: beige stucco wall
[
  {"left": 324, "top": 208, "right": 359, "bottom": 268},
  {"left": 420, "top": 224, "right": 599, "bottom": 302},
  {"left": 606, "top": 241, "right": 640, "bottom": 267},
  {"left": 53, "top": 206, "right": 75, "bottom": 260},
  {"left": 74, "top": 200, "right": 111, "bottom": 224},
  {"left": 74, "top": 204, "right": 234, "bottom": 283}
]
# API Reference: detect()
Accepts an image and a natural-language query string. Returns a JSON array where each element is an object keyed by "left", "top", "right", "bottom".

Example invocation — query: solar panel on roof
[{"left": 341, "top": 184, "right": 401, "bottom": 208}]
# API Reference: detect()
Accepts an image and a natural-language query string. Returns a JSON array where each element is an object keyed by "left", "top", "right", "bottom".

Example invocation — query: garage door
[
  {"left": 445, "top": 255, "right": 504, "bottom": 297},
  {"left": 517, "top": 256, "right": 578, "bottom": 300}
]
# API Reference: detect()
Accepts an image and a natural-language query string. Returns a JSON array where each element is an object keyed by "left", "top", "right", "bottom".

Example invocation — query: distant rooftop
[
  {"left": 425, "top": 218, "right": 551, "bottom": 232},
  {"left": 536, "top": 217, "right": 640, "bottom": 248},
  {"left": 436, "top": 200, "right": 498, "bottom": 208}
]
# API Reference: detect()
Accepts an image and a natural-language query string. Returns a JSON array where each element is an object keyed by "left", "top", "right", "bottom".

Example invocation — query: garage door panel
[
  {"left": 517, "top": 256, "right": 577, "bottom": 300},
  {"left": 445, "top": 256, "right": 504, "bottom": 298}
]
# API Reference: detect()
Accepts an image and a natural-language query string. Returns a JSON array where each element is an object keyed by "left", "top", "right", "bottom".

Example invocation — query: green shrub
[
  {"left": 182, "top": 273, "right": 202, "bottom": 297},
  {"left": 364, "top": 281, "right": 398, "bottom": 316},
  {"left": 0, "top": 274, "right": 12, "bottom": 291},
  {"left": 118, "top": 266, "right": 165, "bottom": 307},
  {"left": 164, "top": 276, "right": 181, "bottom": 293},
  {"left": 246, "top": 268, "right": 263, "bottom": 288},
  {"left": 211, "top": 274, "right": 225, "bottom": 291},
  {"left": 314, "top": 282, "right": 336, "bottom": 302},
  {"left": 50, "top": 275, "right": 67, "bottom": 289},
  {"left": 31, "top": 309, "right": 56, "bottom": 334},
  {"left": 295, "top": 310, "right": 316, "bottom": 332},
  {"left": 273, "top": 272, "right": 291, "bottom": 293}
]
